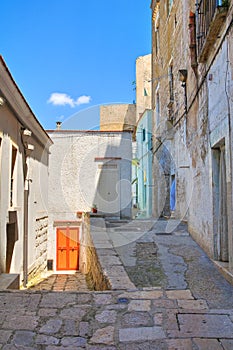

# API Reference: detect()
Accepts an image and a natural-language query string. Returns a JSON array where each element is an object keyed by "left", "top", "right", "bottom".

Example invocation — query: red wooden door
[{"left": 56, "top": 227, "right": 79, "bottom": 271}]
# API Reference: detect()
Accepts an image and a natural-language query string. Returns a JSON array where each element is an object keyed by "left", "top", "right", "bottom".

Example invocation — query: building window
[
  {"left": 10, "top": 145, "right": 17, "bottom": 207},
  {"left": 142, "top": 128, "right": 146, "bottom": 142},
  {"left": 167, "top": 0, "right": 173, "bottom": 15},
  {"left": 168, "top": 65, "right": 174, "bottom": 102}
]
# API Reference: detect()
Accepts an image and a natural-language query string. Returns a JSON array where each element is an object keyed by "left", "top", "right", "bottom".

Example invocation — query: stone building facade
[
  {"left": 0, "top": 56, "right": 52, "bottom": 287},
  {"left": 151, "top": 0, "right": 233, "bottom": 273}
]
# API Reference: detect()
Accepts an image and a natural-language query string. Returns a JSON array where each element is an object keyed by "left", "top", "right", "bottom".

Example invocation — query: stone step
[{"left": 0, "top": 273, "right": 20, "bottom": 290}]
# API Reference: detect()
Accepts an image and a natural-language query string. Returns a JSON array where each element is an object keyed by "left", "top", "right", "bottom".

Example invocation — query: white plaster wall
[{"left": 47, "top": 131, "right": 132, "bottom": 265}]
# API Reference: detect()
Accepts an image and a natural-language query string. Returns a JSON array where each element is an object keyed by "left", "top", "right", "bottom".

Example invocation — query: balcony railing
[{"left": 196, "top": 0, "right": 228, "bottom": 61}]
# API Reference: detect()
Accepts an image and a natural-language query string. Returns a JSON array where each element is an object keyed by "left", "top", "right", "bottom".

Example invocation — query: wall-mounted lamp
[
  {"left": 0, "top": 96, "right": 6, "bottom": 106},
  {"left": 178, "top": 69, "right": 188, "bottom": 84}
]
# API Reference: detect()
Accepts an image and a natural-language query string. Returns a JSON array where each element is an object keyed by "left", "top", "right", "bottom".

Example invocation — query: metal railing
[{"left": 196, "top": 0, "right": 226, "bottom": 53}]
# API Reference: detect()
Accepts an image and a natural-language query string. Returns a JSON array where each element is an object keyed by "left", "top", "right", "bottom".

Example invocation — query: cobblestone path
[
  {"left": 29, "top": 273, "right": 89, "bottom": 292},
  {"left": 1, "top": 219, "right": 233, "bottom": 349}
]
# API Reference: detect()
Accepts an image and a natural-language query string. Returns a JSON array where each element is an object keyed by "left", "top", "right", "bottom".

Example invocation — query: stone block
[
  {"left": 90, "top": 326, "right": 115, "bottom": 345},
  {"left": 119, "top": 326, "right": 165, "bottom": 342},
  {"left": 128, "top": 300, "right": 151, "bottom": 312}
]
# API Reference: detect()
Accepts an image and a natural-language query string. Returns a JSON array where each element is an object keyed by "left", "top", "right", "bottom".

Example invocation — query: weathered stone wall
[
  {"left": 100, "top": 104, "right": 136, "bottom": 132},
  {"left": 80, "top": 214, "right": 111, "bottom": 291},
  {"left": 136, "top": 54, "right": 152, "bottom": 122},
  {"left": 28, "top": 216, "right": 48, "bottom": 281},
  {"left": 151, "top": 0, "right": 233, "bottom": 265}
]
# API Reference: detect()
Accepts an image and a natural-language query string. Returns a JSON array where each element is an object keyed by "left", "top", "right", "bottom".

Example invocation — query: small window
[
  {"left": 167, "top": 0, "right": 174, "bottom": 15},
  {"left": 142, "top": 128, "right": 146, "bottom": 142},
  {"left": 156, "top": 92, "right": 160, "bottom": 126},
  {"left": 168, "top": 65, "right": 174, "bottom": 102}
]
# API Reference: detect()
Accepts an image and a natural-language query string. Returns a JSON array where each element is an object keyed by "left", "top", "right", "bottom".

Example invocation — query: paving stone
[
  {"left": 63, "top": 319, "right": 79, "bottom": 336},
  {"left": 106, "top": 304, "right": 128, "bottom": 310},
  {"left": 177, "top": 299, "right": 208, "bottom": 310},
  {"left": 40, "top": 293, "right": 76, "bottom": 308},
  {"left": 128, "top": 300, "right": 151, "bottom": 312},
  {"left": 153, "top": 299, "right": 177, "bottom": 309},
  {"left": 39, "top": 319, "right": 63, "bottom": 334},
  {"left": 12, "top": 331, "right": 35, "bottom": 347},
  {"left": 38, "top": 308, "right": 58, "bottom": 317},
  {"left": 94, "top": 294, "right": 113, "bottom": 305},
  {"left": 166, "top": 339, "right": 193, "bottom": 350},
  {"left": 119, "top": 326, "right": 165, "bottom": 342},
  {"left": 220, "top": 339, "right": 233, "bottom": 350},
  {"left": 2, "top": 315, "right": 39, "bottom": 330},
  {"left": 166, "top": 290, "right": 194, "bottom": 300},
  {"left": 118, "top": 342, "right": 167, "bottom": 350},
  {"left": 119, "top": 290, "right": 163, "bottom": 300},
  {"left": 95, "top": 310, "right": 117, "bottom": 323},
  {"left": 90, "top": 326, "right": 115, "bottom": 345},
  {"left": 121, "top": 312, "right": 152, "bottom": 327},
  {"left": 79, "top": 321, "right": 90, "bottom": 337},
  {"left": 35, "top": 334, "right": 60, "bottom": 345},
  {"left": 0, "top": 330, "right": 12, "bottom": 344},
  {"left": 87, "top": 346, "right": 117, "bottom": 350},
  {"left": 60, "top": 306, "right": 89, "bottom": 320},
  {"left": 77, "top": 294, "right": 93, "bottom": 304},
  {"left": 165, "top": 310, "right": 179, "bottom": 331},
  {"left": 193, "top": 338, "right": 224, "bottom": 349},
  {"left": 61, "top": 336, "right": 87, "bottom": 347},
  {"left": 176, "top": 314, "right": 233, "bottom": 338},
  {"left": 153, "top": 313, "right": 163, "bottom": 325}
]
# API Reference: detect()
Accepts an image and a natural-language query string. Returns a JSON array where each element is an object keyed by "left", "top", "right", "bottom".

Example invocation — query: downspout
[
  {"left": 21, "top": 129, "right": 34, "bottom": 288},
  {"left": 23, "top": 162, "right": 29, "bottom": 288},
  {"left": 225, "top": 36, "right": 233, "bottom": 271}
]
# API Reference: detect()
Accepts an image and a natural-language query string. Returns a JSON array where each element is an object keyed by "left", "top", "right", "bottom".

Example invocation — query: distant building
[
  {"left": 135, "top": 110, "right": 153, "bottom": 218},
  {"left": 0, "top": 56, "right": 52, "bottom": 287},
  {"left": 47, "top": 128, "right": 132, "bottom": 272},
  {"left": 151, "top": 0, "right": 233, "bottom": 275},
  {"left": 100, "top": 104, "right": 136, "bottom": 132}
]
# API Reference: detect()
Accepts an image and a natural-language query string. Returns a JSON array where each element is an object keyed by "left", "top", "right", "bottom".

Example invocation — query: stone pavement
[
  {"left": 29, "top": 273, "right": 89, "bottom": 292},
  {"left": 1, "top": 218, "right": 233, "bottom": 349}
]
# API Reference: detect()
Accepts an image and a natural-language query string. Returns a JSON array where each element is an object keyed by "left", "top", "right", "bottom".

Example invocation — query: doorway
[
  {"left": 212, "top": 143, "right": 229, "bottom": 262},
  {"left": 56, "top": 227, "right": 80, "bottom": 271}
]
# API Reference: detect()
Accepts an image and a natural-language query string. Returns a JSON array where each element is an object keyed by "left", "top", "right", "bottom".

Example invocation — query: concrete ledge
[
  {"left": 90, "top": 218, "right": 136, "bottom": 290},
  {"left": 0, "top": 273, "right": 20, "bottom": 290}
]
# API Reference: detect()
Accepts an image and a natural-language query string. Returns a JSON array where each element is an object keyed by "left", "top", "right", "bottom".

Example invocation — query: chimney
[{"left": 56, "top": 121, "right": 62, "bottom": 130}]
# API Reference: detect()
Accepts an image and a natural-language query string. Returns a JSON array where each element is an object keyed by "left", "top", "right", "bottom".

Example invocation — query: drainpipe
[
  {"left": 21, "top": 129, "right": 34, "bottom": 288},
  {"left": 225, "top": 37, "right": 233, "bottom": 271}
]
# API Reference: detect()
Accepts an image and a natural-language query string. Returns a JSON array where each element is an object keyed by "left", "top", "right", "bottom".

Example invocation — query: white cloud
[
  {"left": 48, "top": 93, "right": 75, "bottom": 107},
  {"left": 76, "top": 95, "right": 92, "bottom": 105},
  {"left": 48, "top": 92, "right": 92, "bottom": 108}
]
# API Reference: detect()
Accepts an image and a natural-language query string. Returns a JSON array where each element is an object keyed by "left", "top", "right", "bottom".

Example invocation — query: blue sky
[{"left": 1, "top": 1, "right": 151, "bottom": 130}]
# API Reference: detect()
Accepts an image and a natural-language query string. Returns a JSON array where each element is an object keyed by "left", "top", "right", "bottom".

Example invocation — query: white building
[
  {"left": 47, "top": 129, "right": 132, "bottom": 272},
  {"left": 0, "top": 56, "right": 52, "bottom": 288}
]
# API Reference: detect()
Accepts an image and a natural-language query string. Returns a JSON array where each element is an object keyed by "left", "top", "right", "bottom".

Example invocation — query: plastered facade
[
  {"left": 0, "top": 56, "right": 52, "bottom": 285},
  {"left": 47, "top": 130, "right": 132, "bottom": 270}
]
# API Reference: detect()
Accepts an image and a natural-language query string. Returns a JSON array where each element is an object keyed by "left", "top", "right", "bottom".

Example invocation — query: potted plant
[{"left": 92, "top": 204, "right": 98, "bottom": 213}]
